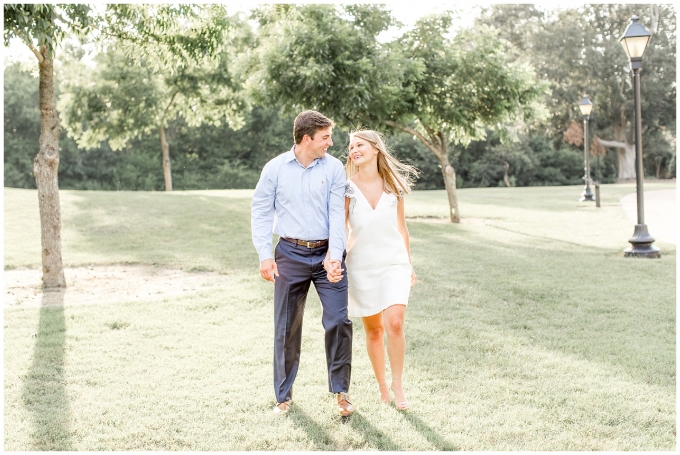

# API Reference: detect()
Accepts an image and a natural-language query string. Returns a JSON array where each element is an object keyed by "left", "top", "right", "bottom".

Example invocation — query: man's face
[{"left": 305, "top": 127, "right": 333, "bottom": 159}]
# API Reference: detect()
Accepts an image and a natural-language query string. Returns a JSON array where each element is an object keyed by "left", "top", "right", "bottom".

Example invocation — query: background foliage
[
  {"left": 476, "top": 4, "right": 676, "bottom": 180},
  {"left": 4, "top": 4, "right": 676, "bottom": 191}
]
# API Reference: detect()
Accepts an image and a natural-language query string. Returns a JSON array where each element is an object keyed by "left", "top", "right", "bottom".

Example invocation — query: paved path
[{"left": 620, "top": 189, "right": 676, "bottom": 244}]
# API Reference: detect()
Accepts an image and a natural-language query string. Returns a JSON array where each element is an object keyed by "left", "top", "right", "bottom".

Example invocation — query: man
[{"left": 251, "top": 110, "right": 354, "bottom": 416}]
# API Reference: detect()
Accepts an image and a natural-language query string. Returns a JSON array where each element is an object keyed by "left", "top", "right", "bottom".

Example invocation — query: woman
[{"left": 324, "top": 129, "right": 418, "bottom": 410}]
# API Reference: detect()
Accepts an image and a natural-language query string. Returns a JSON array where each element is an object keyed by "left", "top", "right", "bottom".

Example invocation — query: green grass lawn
[{"left": 3, "top": 182, "right": 676, "bottom": 450}]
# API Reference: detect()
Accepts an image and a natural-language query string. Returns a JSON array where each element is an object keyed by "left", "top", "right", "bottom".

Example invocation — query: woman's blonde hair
[{"left": 345, "top": 129, "right": 419, "bottom": 199}]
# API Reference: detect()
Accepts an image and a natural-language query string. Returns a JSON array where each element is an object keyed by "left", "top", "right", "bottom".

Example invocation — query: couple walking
[{"left": 251, "top": 110, "right": 418, "bottom": 416}]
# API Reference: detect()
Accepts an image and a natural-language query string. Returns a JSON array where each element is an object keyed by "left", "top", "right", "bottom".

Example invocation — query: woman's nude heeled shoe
[
  {"left": 391, "top": 378, "right": 409, "bottom": 411},
  {"left": 378, "top": 383, "right": 391, "bottom": 404}
]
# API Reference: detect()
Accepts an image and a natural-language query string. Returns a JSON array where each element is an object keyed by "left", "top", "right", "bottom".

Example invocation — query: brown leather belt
[{"left": 282, "top": 237, "right": 328, "bottom": 248}]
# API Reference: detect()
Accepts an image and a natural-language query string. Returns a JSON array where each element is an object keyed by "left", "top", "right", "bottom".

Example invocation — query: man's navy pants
[{"left": 273, "top": 239, "right": 353, "bottom": 403}]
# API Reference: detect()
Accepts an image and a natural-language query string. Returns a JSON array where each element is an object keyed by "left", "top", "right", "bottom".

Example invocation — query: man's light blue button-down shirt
[{"left": 251, "top": 146, "right": 347, "bottom": 263}]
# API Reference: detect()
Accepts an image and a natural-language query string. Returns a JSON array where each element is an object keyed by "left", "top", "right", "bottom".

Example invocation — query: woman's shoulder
[
  {"left": 386, "top": 190, "right": 400, "bottom": 206},
  {"left": 344, "top": 179, "right": 357, "bottom": 198}
]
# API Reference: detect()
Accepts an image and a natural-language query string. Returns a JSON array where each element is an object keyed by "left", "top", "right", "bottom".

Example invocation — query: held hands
[
  {"left": 260, "top": 258, "right": 279, "bottom": 283},
  {"left": 324, "top": 258, "right": 344, "bottom": 283},
  {"left": 411, "top": 265, "right": 417, "bottom": 286}
]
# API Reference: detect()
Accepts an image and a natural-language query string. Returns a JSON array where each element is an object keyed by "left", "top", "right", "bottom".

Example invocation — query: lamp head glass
[
  {"left": 619, "top": 15, "right": 650, "bottom": 60},
  {"left": 579, "top": 96, "right": 593, "bottom": 116}
]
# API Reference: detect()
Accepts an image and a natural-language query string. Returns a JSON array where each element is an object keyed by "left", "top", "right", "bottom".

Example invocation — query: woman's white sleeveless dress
[{"left": 344, "top": 179, "right": 412, "bottom": 317}]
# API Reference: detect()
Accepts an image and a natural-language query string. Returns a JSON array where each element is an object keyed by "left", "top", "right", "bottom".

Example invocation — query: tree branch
[
  {"left": 422, "top": 123, "right": 440, "bottom": 149},
  {"left": 160, "top": 90, "right": 179, "bottom": 123},
  {"left": 12, "top": 27, "right": 44, "bottom": 63},
  {"left": 596, "top": 137, "right": 629, "bottom": 149},
  {"left": 649, "top": 5, "right": 659, "bottom": 39},
  {"left": 385, "top": 120, "right": 443, "bottom": 160}
]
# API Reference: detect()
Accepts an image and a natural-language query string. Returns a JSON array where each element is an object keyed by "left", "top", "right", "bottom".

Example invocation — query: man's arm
[
  {"left": 251, "top": 162, "right": 277, "bottom": 281},
  {"left": 327, "top": 160, "right": 347, "bottom": 262},
  {"left": 325, "top": 197, "right": 350, "bottom": 283}
]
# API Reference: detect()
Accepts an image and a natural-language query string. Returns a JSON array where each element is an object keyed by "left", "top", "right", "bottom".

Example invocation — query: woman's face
[{"left": 349, "top": 136, "right": 379, "bottom": 168}]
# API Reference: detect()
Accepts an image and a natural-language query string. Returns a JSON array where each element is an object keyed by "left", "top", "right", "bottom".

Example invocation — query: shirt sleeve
[
  {"left": 328, "top": 160, "right": 347, "bottom": 261},
  {"left": 251, "top": 161, "right": 277, "bottom": 262}
]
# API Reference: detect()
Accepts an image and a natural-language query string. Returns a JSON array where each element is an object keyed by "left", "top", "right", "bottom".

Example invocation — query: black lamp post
[
  {"left": 619, "top": 15, "right": 660, "bottom": 258},
  {"left": 578, "top": 96, "right": 594, "bottom": 202}
]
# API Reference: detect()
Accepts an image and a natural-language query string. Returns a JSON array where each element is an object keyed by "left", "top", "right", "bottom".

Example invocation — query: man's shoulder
[
  {"left": 322, "top": 153, "right": 345, "bottom": 170},
  {"left": 263, "top": 149, "right": 294, "bottom": 171}
]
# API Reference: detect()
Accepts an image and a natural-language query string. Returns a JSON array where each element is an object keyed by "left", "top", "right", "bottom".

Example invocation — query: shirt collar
[
  {"left": 286, "top": 145, "right": 325, "bottom": 167},
  {"left": 284, "top": 146, "right": 297, "bottom": 163}
]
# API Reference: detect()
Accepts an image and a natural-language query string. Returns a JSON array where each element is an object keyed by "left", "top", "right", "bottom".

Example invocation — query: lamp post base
[
  {"left": 579, "top": 188, "right": 595, "bottom": 202},
  {"left": 624, "top": 224, "right": 661, "bottom": 258}
]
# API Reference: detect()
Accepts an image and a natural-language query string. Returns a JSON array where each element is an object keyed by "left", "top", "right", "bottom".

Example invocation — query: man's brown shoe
[
  {"left": 273, "top": 400, "right": 291, "bottom": 414},
  {"left": 336, "top": 392, "right": 354, "bottom": 416}
]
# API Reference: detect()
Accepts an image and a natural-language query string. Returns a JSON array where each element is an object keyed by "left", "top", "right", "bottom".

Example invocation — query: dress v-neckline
[{"left": 351, "top": 179, "right": 384, "bottom": 211}]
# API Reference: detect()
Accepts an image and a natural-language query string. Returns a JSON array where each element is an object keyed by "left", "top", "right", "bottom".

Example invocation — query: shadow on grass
[
  {"left": 288, "top": 407, "right": 402, "bottom": 450},
  {"left": 21, "top": 290, "right": 71, "bottom": 450},
  {"left": 401, "top": 411, "right": 459, "bottom": 450},
  {"left": 346, "top": 412, "right": 402, "bottom": 450},
  {"left": 288, "top": 407, "right": 338, "bottom": 450}
]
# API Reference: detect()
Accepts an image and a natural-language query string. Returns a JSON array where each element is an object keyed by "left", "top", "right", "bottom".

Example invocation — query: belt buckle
[{"left": 302, "top": 240, "right": 313, "bottom": 248}]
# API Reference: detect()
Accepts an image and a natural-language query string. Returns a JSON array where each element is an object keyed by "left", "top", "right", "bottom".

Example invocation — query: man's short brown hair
[{"left": 293, "top": 110, "right": 336, "bottom": 144}]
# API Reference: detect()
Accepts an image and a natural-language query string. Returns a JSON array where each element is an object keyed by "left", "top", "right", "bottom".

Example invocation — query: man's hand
[
  {"left": 260, "top": 258, "right": 279, "bottom": 282},
  {"left": 325, "top": 259, "right": 344, "bottom": 283}
]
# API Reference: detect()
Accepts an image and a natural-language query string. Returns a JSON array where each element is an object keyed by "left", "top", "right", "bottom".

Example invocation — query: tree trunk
[
  {"left": 617, "top": 146, "right": 636, "bottom": 180},
  {"left": 650, "top": 5, "right": 659, "bottom": 37},
  {"left": 34, "top": 48, "right": 66, "bottom": 289},
  {"left": 614, "top": 121, "right": 636, "bottom": 180},
  {"left": 385, "top": 120, "right": 460, "bottom": 223},
  {"left": 596, "top": 137, "right": 635, "bottom": 180},
  {"left": 159, "top": 126, "right": 172, "bottom": 191},
  {"left": 440, "top": 156, "right": 460, "bottom": 223},
  {"left": 499, "top": 159, "right": 511, "bottom": 187}
]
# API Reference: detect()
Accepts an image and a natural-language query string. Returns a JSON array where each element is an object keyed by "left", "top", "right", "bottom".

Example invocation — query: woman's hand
[
  {"left": 324, "top": 258, "right": 343, "bottom": 283},
  {"left": 327, "top": 270, "right": 341, "bottom": 283},
  {"left": 410, "top": 266, "right": 417, "bottom": 286}
]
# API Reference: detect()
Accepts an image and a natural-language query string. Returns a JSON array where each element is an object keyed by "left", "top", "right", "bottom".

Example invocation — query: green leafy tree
[
  {"left": 58, "top": 4, "right": 248, "bottom": 191},
  {"left": 386, "top": 15, "right": 546, "bottom": 221},
  {"left": 4, "top": 4, "right": 92, "bottom": 288},
  {"left": 247, "top": 4, "right": 407, "bottom": 127}
]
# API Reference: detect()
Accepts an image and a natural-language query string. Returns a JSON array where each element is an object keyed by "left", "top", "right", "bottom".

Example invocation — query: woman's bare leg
[
  {"left": 384, "top": 304, "right": 408, "bottom": 409},
  {"left": 361, "top": 312, "right": 390, "bottom": 403}
]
